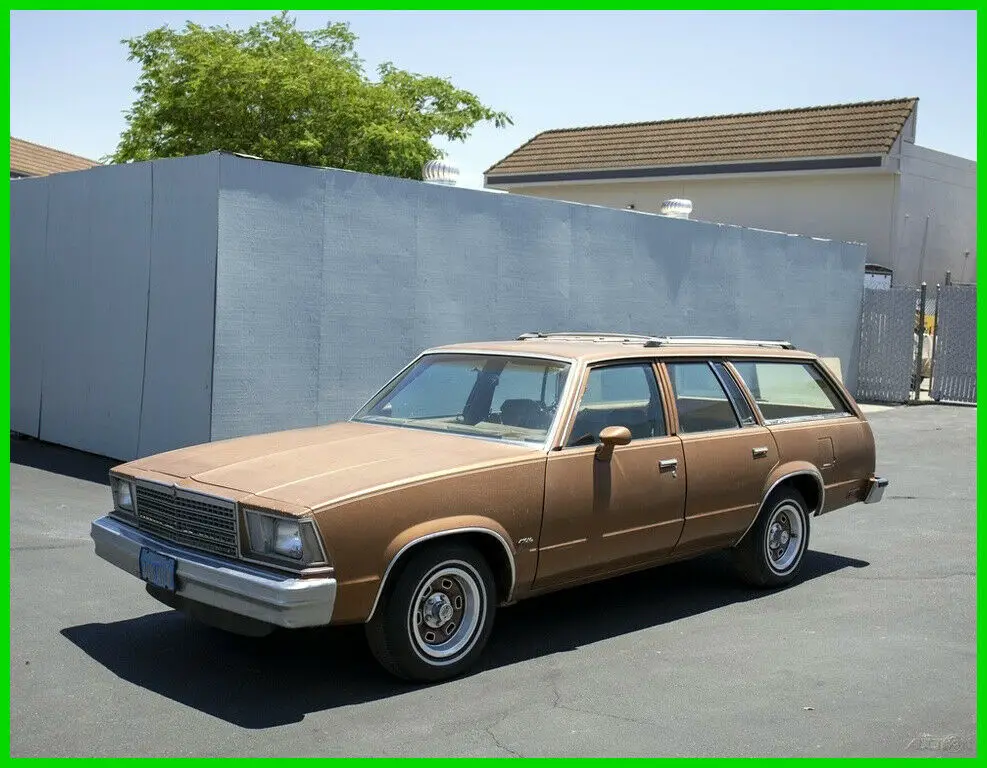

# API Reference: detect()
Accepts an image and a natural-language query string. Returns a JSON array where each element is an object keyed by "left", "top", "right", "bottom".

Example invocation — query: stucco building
[{"left": 485, "top": 99, "right": 976, "bottom": 286}]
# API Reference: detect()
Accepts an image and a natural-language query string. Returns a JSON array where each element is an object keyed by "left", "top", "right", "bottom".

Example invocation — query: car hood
[{"left": 120, "top": 421, "right": 543, "bottom": 511}]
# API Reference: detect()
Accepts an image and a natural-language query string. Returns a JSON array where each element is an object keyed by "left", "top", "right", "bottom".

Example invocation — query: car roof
[{"left": 426, "top": 336, "right": 818, "bottom": 364}]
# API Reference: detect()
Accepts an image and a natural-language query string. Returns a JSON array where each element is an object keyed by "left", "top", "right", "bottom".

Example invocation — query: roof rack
[
  {"left": 516, "top": 331, "right": 658, "bottom": 342},
  {"left": 645, "top": 336, "right": 795, "bottom": 349},
  {"left": 516, "top": 332, "right": 795, "bottom": 350}
]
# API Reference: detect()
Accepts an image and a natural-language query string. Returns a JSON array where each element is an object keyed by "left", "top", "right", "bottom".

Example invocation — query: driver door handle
[
  {"left": 658, "top": 459, "right": 678, "bottom": 470},
  {"left": 752, "top": 446, "right": 769, "bottom": 458}
]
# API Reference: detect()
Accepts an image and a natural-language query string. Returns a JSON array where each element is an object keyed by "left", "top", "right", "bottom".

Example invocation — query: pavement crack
[
  {"left": 485, "top": 727, "right": 522, "bottom": 758},
  {"left": 484, "top": 724, "right": 522, "bottom": 758},
  {"left": 545, "top": 666, "right": 653, "bottom": 728},
  {"left": 11, "top": 541, "right": 90, "bottom": 552},
  {"left": 846, "top": 572, "right": 975, "bottom": 582}
]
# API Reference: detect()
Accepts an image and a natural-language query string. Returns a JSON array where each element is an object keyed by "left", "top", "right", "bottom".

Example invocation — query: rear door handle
[
  {"left": 658, "top": 459, "right": 678, "bottom": 470},
  {"left": 752, "top": 447, "right": 769, "bottom": 458}
]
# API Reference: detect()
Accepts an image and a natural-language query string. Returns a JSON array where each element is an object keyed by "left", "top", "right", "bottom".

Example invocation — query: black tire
[
  {"left": 365, "top": 542, "right": 496, "bottom": 682},
  {"left": 733, "top": 487, "right": 811, "bottom": 588}
]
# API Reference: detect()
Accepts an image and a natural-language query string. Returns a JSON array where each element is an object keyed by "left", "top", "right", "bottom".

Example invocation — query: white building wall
[
  {"left": 893, "top": 144, "right": 977, "bottom": 285},
  {"left": 501, "top": 171, "right": 896, "bottom": 266}
]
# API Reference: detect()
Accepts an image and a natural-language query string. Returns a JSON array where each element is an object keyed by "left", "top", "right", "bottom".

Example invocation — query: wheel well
[
  {"left": 378, "top": 531, "right": 515, "bottom": 613},
  {"left": 776, "top": 473, "right": 823, "bottom": 515}
]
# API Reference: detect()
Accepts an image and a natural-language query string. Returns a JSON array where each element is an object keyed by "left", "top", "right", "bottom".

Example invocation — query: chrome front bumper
[
  {"left": 864, "top": 476, "right": 889, "bottom": 504},
  {"left": 91, "top": 515, "right": 336, "bottom": 629}
]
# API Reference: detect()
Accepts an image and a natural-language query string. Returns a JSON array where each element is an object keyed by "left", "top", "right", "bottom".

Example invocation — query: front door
[{"left": 535, "top": 362, "right": 686, "bottom": 588}]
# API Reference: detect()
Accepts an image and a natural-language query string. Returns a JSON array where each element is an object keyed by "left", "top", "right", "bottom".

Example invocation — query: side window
[
  {"left": 667, "top": 361, "right": 741, "bottom": 433},
  {"left": 712, "top": 362, "right": 757, "bottom": 426},
  {"left": 567, "top": 363, "right": 665, "bottom": 446},
  {"left": 731, "top": 361, "right": 850, "bottom": 422}
]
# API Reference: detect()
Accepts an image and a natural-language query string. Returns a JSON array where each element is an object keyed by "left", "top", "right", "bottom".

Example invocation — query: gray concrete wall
[
  {"left": 10, "top": 177, "right": 48, "bottom": 437},
  {"left": 38, "top": 165, "right": 152, "bottom": 460},
  {"left": 213, "top": 154, "right": 867, "bottom": 441},
  {"left": 11, "top": 152, "right": 867, "bottom": 458},
  {"left": 137, "top": 154, "right": 221, "bottom": 457},
  {"left": 9, "top": 155, "right": 219, "bottom": 460}
]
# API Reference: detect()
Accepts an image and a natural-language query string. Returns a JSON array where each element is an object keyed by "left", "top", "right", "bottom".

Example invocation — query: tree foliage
[{"left": 110, "top": 12, "right": 511, "bottom": 178}]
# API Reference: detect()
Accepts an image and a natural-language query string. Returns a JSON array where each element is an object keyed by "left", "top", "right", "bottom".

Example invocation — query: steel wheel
[
  {"left": 733, "top": 486, "right": 811, "bottom": 588},
  {"left": 366, "top": 542, "right": 497, "bottom": 682},
  {"left": 408, "top": 563, "right": 485, "bottom": 664},
  {"left": 764, "top": 501, "right": 805, "bottom": 574}
]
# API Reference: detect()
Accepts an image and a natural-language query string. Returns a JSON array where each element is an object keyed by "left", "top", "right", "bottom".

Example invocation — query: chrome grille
[{"left": 134, "top": 484, "right": 238, "bottom": 558}]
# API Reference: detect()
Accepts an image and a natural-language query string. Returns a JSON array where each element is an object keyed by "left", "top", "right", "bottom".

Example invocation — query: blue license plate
[{"left": 139, "top": 548, "right": 177, "bottom": 592}]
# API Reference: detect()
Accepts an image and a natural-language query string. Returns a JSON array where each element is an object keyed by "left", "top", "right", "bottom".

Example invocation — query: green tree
[{"left": 110, "top": 12, "right": 511, "bottom": 178}]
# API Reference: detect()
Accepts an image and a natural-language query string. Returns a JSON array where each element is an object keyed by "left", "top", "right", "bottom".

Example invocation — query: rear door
[{"left": 662, "top": 360, "right": 779, "bottom": 554}]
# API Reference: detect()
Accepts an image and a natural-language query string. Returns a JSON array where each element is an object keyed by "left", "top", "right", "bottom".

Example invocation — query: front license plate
[{"left": 139, "top": 548, "right": 177, "bottom": 592}]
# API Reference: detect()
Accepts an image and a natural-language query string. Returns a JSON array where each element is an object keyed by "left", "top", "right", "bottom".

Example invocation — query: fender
[
  {"left": 732, "top": 462, "right": 825, "bottom": 547},
  {"left": 367, "top": 516, "right": 517, "bottom": 621}
]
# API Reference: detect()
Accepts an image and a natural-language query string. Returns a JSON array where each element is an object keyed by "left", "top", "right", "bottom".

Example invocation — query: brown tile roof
[
  {"left": 10, "top": 136, "right": 100, "bottom": 177},
  {"left": 485, "top": 98, "right": 917, "bottom": 179}
]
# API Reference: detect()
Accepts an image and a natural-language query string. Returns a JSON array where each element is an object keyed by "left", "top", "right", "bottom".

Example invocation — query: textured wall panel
[
  {"left": 212, "top": 155, "right": 325, "bottom": 439},
  {"left": 38, "top": 166, "right": 152, "bottom": 458},
  {"left": 38, "top": 171, "right": 91, "bottom": 451},
  {"left": 10, "top": 178, "right": 49, "bottom": 436},
  {"left": 214, "top": 157, "right": 868, "bottom": 438},
  {"left": 137, "top": 155, "right": 221, "bottom": 457},
  {"left": 86, "top": 164, "right": 153, "bottom": 459}
]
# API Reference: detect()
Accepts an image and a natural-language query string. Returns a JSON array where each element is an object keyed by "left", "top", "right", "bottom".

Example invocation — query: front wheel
[
  {"left": 733, "top": 487, "right": 810, "bottom": 588},
  {"left": 365, "top": 543, "right": 496, "bottom": 682}
]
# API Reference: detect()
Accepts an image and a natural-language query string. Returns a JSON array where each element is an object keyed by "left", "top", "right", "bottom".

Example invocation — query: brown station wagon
[{"left": 92, "top": 333, "right": 888, "bottom": 681}]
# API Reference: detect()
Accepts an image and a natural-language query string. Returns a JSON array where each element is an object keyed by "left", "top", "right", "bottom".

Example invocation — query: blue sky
[{"left": 10, "top": 10, "right": 977, "bottom": 189}]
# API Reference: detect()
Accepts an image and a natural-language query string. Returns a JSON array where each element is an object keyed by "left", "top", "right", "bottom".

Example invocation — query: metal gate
[
  {"left": 931, "top": 284, "right": 977, "bottom": 404},
  {"left": 857, "top": 287, "right": 919, "bottom": 403}
]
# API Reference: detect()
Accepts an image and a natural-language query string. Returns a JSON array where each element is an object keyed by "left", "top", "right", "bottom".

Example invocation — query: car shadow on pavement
[
  {"left": 62, "top": 549, "right": 867, "bottom": 729},
  {"left": 10, "top": 437, "right": 116, "bottom": 486}
]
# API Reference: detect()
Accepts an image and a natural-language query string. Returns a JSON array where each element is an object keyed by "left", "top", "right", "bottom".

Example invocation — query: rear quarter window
[{"left": 732, "top": 361, "right": 850, "bottom": 423}]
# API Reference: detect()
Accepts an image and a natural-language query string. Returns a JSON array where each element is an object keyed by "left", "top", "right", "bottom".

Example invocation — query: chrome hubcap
[
  {"left": 766, "top": 501, "right": 804, "bottom": 573},
  {"left": 408, "top": 563, "right": 484, "bottom": 663}
]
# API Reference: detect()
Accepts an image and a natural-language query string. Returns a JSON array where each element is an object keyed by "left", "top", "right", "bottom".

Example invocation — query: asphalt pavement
[{"left": 9, "top": 405, "right": 977, "bottom": 756}]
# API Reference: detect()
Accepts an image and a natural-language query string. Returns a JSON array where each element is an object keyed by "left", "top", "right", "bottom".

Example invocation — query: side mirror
[{"left": 595, "top": 425, "right": 632, "bottom": 462}]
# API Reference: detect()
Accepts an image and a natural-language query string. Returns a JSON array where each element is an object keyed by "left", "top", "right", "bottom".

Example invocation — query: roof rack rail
[
  {"left": 643, "top": 336, "right": 795, "bottom": 349},
  {"left": 516, "top": 331, "right": 658, "bottom": 342},
  {"left": 515, "top": 332, "right": 796, "bottom": 350}
]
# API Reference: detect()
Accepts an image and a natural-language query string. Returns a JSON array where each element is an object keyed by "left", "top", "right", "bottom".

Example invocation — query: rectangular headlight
[
  {"left": 110, "top": 476, "right": 134, "bottom": 514},
  {"left": 242, "top": 508, "right": 328, "bottom": 569}
]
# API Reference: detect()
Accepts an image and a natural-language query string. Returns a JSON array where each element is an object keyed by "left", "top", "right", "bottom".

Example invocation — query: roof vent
[
  {"left": 659, "top": 198, "right": 693, "bottom": 219},
  {"left": 422, "top": 159, "right": 460, "bottom": 186}
]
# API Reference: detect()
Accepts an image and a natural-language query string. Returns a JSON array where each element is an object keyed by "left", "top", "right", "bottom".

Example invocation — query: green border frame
[{"left": 3, "top": 5, "right": 981, "bottom": 760}]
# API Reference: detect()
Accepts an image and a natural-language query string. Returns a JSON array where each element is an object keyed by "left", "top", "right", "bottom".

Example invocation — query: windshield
[{"left": 353, "top": 354, "right": 572, "bottom": 445}]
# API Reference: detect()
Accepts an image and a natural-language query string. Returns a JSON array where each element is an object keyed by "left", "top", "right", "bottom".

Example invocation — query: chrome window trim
[
  {"left": 366, "top": 527, "right": 517, "bottom": 621},
  {"left": 710, "top": 361, "right": 758, "bottom": 427},
  {"left": 351, "top": 350, "right": 580, "bottom": 453},
  {"left": 763, "top": 412, "right": 855, "bottom": 426},
  {"left": 732, "top": 468, "right": 826, "bottom": 547}
]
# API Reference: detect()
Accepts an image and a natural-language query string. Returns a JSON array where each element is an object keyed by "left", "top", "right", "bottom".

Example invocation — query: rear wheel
[
  {"left": 365, "top": 543, "right": 496, "bottom": 682},
  {"left": 734, "top": 487, "right": 810, "bottom": 588}
]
